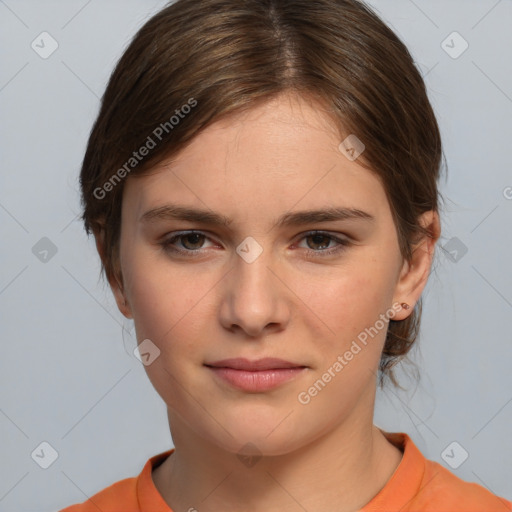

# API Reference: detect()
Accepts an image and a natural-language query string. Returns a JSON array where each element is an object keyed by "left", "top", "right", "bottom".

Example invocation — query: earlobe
[
  {"left": 392, "top": 210, "right": 440, "bottom": 320},
  {"left": 119, "top": 295, "right": 133, "bottom": 319}
]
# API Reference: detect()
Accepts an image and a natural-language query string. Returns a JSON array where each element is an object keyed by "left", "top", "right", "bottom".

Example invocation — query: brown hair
[{"left": 79, "top": 0, "right": 445, "bottom": 386}]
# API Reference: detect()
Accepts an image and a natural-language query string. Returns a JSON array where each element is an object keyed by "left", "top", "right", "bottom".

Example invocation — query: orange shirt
[{"left": 59, "top": 432, "right": 511, "bottom": 512}]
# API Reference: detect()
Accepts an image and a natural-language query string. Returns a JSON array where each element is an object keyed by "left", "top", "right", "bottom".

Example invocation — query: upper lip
[{"left": 205, "top": 358, "right": 307, "bottom": 371}]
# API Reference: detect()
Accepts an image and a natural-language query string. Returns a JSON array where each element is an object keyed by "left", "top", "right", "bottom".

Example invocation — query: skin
[{"left": 96, "top": 91, "right": 440, "bottom": 512}]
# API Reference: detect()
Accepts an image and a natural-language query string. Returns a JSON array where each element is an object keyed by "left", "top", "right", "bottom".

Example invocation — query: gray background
[{"left": 1, "top": 1, "right": 511, "bottom": 510}]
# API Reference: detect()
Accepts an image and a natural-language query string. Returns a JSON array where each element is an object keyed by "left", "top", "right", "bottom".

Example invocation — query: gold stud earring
[{"left": 401, "top": 302, "right": 410, "bottom": 310}]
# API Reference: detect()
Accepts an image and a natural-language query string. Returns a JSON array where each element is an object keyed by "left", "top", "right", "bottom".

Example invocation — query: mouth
[
  {"left": 204, "top": 358, "right": 308, "bottom": 392},
  {"left": 205, "top": 357, "right": 307, "bottom": 371}
]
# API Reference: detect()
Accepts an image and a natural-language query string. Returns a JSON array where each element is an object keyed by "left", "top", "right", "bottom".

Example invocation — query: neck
[{"left": 153, "top": 398, "right": 402, "bottom": 512}]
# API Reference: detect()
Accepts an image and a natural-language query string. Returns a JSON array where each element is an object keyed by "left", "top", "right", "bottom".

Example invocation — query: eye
[
  {"left": 159, "top": 230, "right": 352, "bottom": 259},
  {"left": 295, "top": 231, "right": 351, "bottom": 257},
  {"left": 160, "top": 231, "right": 216, "bottom": 257}
]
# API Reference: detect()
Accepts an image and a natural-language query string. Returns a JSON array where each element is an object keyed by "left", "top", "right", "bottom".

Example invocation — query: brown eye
[
  {"left": 305, "top": 233, "right": 333, "bottom": 251},
  {"left": 178, "top": 233, "right": 206, "bottom": 250},
  {"left": 296, "top": 231, "right": 351, "bottom": 257},
  {"left": 160, "top": 231, "right": 215, "bottom": 257}
]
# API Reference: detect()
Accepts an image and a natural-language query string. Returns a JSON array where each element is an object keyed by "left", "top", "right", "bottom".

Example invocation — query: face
[{"left": 109, "top": 92, "right": 430, "bottom": 456}]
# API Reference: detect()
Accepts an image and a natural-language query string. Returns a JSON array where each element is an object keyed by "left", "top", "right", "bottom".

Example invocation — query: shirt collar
[{"left": 136, "top": 431, "right": 425, "bottom": 512}]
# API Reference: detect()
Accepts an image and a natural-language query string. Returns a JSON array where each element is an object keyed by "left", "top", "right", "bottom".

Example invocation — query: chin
[{"left": 202, "top": 420, "right": 308, "bottom": 458}]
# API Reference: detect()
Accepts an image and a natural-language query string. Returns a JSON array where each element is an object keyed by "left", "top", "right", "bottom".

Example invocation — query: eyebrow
[{"left": 140, "top": 203, "right": 375, "bottom": 228}]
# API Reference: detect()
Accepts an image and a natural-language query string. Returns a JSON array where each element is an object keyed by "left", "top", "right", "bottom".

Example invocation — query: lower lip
[{"left": 207, "top": 366, "right": 307, "bottom": 392}]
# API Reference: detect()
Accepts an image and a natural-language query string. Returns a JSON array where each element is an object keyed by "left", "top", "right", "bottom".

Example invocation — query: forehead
[{"left": 122, "top": 93, "right": 389, "bottom": 227}]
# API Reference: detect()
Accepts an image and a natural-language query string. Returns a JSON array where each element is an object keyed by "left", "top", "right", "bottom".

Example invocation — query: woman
[{"left": 60, "top": 0, "right": 512, "bottom": 510}]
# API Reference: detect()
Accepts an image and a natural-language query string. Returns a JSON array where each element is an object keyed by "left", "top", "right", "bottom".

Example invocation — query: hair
[{"left": 79, "top": 0, "right": 445, "bottom": 387}]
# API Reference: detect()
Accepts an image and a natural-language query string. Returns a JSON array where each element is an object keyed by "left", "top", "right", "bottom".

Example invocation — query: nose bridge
[
  {"left": 221, "top": 236, "right": 287, "bottom": 335},
  {"left": 233, "top": 236, "right": 275, "bottom": 301}
]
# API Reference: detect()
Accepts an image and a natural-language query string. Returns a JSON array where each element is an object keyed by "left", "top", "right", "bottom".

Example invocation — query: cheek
[
  {"left": 123, "top": 255, "right": 215, "bottom": 404},
  {"left": 293, "top": 270, "right": 395, "bottom": 416},
  {"left": 123, "top": 248, "right": 219, "bottom": 355},
  {"left": 128, "top": 270, "right": 200, "bottom": 342},
  {"left": 299, "top": 262, "right": 396, "bottom": 346}
]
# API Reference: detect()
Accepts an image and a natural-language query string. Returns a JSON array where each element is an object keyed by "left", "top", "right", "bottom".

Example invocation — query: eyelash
[{"left": 159, "top": 230, "right": 351, "bottom": 258}]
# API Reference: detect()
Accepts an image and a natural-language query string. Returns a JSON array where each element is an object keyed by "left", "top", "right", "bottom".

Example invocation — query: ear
[
  {"left": 391, "top": 210, "right": 440, "bottom": 321},
  {"left": 93, "top": 226, "right": 133, "bottom": 319}
]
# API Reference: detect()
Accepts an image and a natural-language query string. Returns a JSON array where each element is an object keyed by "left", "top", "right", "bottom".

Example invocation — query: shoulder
[
  {"left": 58, "top": 475, "right": 139, "bottom": 512},
  {"left": 369, "top": 431, "right": 512, "bottom": 512},
  {"left": 415, "top": 458, "right": 512, "bottom": 512},
  {"left": 57, "top": 449, "right": 174, "bottom": 512}
]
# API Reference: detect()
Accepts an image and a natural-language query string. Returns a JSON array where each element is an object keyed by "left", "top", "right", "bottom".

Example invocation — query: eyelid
[
  {"left": 294, "top": 229, "right": 351, "bottom": 243},
  {"left": 162, "top": 230, "right": 219, "bottom": 249},
  {"left": 159, "top": 229, "right": 353, "bottom": 259},
  {"left": 293, "top": 230, "right": 352, "bottom": 255}
]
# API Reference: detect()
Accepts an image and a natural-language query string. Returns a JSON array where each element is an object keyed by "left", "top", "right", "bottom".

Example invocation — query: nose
[{"left": 218, "top": 244, "right": 290, "bottom": 338}]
